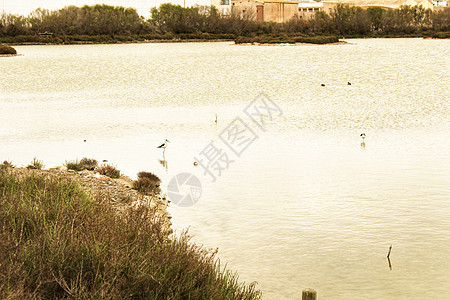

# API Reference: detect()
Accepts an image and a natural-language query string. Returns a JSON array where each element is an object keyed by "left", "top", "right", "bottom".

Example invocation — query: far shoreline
[
  {"left": 0, "top": 53, "right": 23, "bottom": 56},
  {"left": 2, "top": 32, "right": 448, "bottom": 47}
]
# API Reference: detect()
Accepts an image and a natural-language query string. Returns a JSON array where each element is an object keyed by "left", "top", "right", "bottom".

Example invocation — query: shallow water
[{"left": 1, "top": 39, "right": 449, "bottom": 299}]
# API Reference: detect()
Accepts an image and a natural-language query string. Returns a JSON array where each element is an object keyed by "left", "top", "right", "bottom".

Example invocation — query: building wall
[
  {"left": 211, "top": 0, "right": 232, "bottom": 15},
  {"left": 231, "top": 0, "right": 299, "bottom": 22},
  {"left": 323, "top": 1, "right": 337, "bottom": 14},
  {"left": 263, "top": 2, "right": 299, "bottom": 23},
  {"left": 322, "top": 0, "right": 435, "bottom": 12},
  {"left": 231, "top": 0, "right": 260, "bottom": 20},
  {"left": 298, "top": 7, "right": 323, "bottom": 20}
]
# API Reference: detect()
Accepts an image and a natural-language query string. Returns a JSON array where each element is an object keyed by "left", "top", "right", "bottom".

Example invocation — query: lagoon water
[{"left": 1, "top": 39, "right": 449, "bottom": 299}]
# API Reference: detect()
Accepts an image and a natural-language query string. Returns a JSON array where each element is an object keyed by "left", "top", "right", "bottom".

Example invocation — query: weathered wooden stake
[
  {"left": 387, "top": 245, "right": 392, "bottom": 258},
  {"left": 302, "top": 288, "right": 317, "bottom": 300}
]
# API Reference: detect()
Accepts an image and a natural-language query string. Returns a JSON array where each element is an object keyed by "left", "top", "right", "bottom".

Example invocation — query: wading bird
[
  {"left": 157, "top": 139, "right": 170, "bottom": 158},
  {"left": 157, "top": 139, "right": 170, "bottom": 150}
]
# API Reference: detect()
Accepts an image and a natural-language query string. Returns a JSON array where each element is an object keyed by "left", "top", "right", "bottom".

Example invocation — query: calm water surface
[{"left": 1, "top": 39, "right": 449, "bottom": 299}]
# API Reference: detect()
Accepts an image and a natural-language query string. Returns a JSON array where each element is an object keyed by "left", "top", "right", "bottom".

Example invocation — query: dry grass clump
[
  {"left": 133, "top": 177, "right": 160, "bottom": 195},
  {"left": 80, "top": 157, "right": 98, "bottom": 170},
  {"left": 0, "top": 168, "right": 261, "bottom": 299},
  {"left": 133, "top": 171, "right": 161, "bottom": 195},
  {"left": 64, "top": 157, "right": 98, "bottom": 171},
  {"left": 96, "top": 163, "right": 120, "bottom": 178},
  {"left": 1, "top": 160, "right": 14, "bottom": 168},
  {"left": 137, "top": 171, "right": 161, "bottom": 183},
  {"left": 64, "top": 159, "right": 83, "bottom": 171},
  {"left": 26, "top": 157, "right": 44, "bottom": 169}
]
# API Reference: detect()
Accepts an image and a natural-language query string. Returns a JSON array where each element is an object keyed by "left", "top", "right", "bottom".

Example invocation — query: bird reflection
[
  {"left": 387, "top": 257, "right": 392, "bottom": 270},
  {"left": 159, "top": 159, "right": 168, "bottom": 172},
  {"left": 360, "top": 133, "right": 366, "bottom": 150}
]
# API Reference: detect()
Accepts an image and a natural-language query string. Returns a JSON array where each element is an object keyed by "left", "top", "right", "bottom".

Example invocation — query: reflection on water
[
  {"left": 387, "top": 245, "right": 393, "bottom": 271},
  {"left": 158, "top": 159, "right": 168, "bottom": 172},
  {"left": 360, "top": 133, "right": 366, "bottom": 149},
  {"left": 0, "top": 39, "right": 449, "bottom": 299}
]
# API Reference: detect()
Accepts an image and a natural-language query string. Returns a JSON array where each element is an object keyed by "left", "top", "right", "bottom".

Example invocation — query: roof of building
[
  {"left": 298, "top": 2, "right": 324, "bottom": 7},
  {"left": 232, "top": 0, "right": 298, "bottom": 3},
  {"left": 322, "top": 0, "right": 433, "bottom": 9},
  {"left": 260, "top": 0, "right": 298, "bottom": 3}
]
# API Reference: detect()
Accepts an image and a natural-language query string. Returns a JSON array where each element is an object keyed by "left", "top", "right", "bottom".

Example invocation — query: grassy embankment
[
  {"left": 0, "top": 44, "right": 16, "bottom": 54},
  {"left": 233, "top": 31, "right": 450, "bottom": 44},
  {"left": 235, "top": 35, "right": 340, "bottom": 44},
  {"left": 2, "top": 31, "right": 448, "bottom": 46},
  {"left": 0, "top": 33, "right": 236, "bottom": 45},
  {"left": 0, "top": 165, "right": 261, "bottom": 299}
]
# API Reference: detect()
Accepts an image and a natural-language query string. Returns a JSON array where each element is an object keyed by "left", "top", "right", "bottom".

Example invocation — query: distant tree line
[{"left": 0, "top": 3, "right": 449, "bottom": 42}]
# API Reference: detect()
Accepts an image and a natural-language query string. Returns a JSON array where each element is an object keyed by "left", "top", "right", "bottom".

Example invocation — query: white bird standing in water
[
  {"left": 360, "top": 133, "right": 366, "bottom": 141},
  {"left": 157, "top": 139, "right": 170, "bottom": 158},
  {"left": 157, "top": 139, "right": 170, "bottom": 153},
  {"left": 157, "top": 139, "right": 170, "bottom": 149},
  {"left": 360, "top": 133, "right": 366, "bottom": 149},
  {"left": 157, "top": 139, "right": 169, "bottom": 148}
]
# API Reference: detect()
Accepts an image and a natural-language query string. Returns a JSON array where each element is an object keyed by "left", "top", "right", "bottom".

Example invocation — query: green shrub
[
  {"left": 432, "top": 31, "right": 450, "bottom": 39},
  {"left": 0, "top": 168, "right": 261, "bottom": 299},
  {"left": 235, "top": 35, "right": 338, "bottom": 45},
  {"left": 235, "top": 36, "right": 253, "bottom": 44},
  {"left": 0, "top": 44, "right": 17, "bottom": 55},
  {"left": 294, "top": 36, "right": 339, "bottom": 44},
  {"left": 96, "top": 163, "right": 120, "bottom": 178},
  {"left": 26, "top": 157, "right": 44, "bottom": 169}
]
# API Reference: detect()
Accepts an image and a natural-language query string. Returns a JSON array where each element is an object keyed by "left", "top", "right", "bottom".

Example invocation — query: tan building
[
  {"left": 322, "top": 0, "right": 435, "bottom": 13},
  {"left": 262, "top": 0, "right": 300, "bottom": 22},
  {"left": 211, "top": 0, "right": 232, "bottom": 15},
  {"left": 231, "top": 0, "right": 260, "bottom": 20},
  {"left": 231, "top": 0, "right": 299, "bottom": 23},
  {"left": 298, "top": 1, "right": 324, "bottom": 19}
]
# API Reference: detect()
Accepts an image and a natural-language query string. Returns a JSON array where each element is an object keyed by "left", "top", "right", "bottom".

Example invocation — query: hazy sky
[{"left": 1, "top": 0, "right": 210, "bottom": 17}]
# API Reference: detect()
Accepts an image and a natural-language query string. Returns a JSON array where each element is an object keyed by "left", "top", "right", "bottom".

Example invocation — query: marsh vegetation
[
  {"left": 0, "top": 4, "right": 448, "bottom": 45},
  {"left": 0, "top": 166, "right": 261, "bottom": 299}
]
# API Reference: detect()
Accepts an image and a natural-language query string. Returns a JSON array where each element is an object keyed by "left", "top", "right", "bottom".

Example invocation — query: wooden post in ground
[{"left": 302, "top": 288, "right": 317, "bottom": 300}]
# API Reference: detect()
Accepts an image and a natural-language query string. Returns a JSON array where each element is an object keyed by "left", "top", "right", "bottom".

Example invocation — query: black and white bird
[
  {"left": 360, "top": 133, "right": 366, "bottom": 140},
  {"left": 348, "top": 82, "right": 352, "bottom": 85},
  {"left": 157, "top": 139, "right": 170, "bottom": 149}
]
